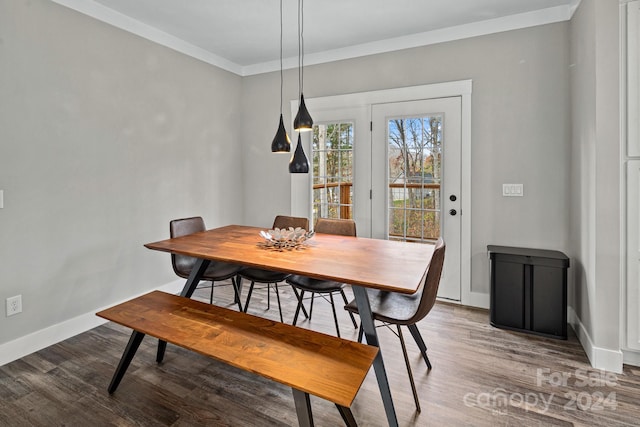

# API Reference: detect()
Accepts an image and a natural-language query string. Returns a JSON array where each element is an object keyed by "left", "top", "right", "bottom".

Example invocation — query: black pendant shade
[
  {"left": 289, "top": 134, "right": 309, "bottom": 173},
  {"left": 271, "top": 114, "right": 291, "bottom": 152},
  {"left": 293, "top": 93, "right": 313, "bottom": 132}
]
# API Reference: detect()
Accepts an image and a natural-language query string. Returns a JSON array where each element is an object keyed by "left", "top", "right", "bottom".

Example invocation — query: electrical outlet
[
  {"left": 6, "top": 295, "right": 22, "bottom": 316},
  {"left": 502, "top": 183, "right": 524, "bottom": 197}
]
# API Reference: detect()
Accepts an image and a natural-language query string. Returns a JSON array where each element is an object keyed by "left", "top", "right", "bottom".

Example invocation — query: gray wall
[
  {"left": 241, "top": 23, "right": 571, "bottom": 295},
  {"left": 0, "top": 0, "right": 244, "bottom": 345},
  {"left": 569, "top": 0, "right": 621, "bottom": 357},
  {"left": 2, "top": 0, "right": 623, "bottom": 371}
]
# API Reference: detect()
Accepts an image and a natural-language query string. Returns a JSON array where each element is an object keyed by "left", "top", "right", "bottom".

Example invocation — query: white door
[{"left": 371, "top": 98, "right": 462, "bottom": 301}]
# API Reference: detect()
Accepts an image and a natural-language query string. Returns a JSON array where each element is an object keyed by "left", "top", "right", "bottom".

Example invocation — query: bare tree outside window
[{"left": 388, "top": 115, "right": 442, "bottom": 242}]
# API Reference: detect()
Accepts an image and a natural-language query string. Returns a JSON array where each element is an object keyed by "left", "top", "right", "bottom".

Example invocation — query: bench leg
[
  {"left": 352, "top": 285, "right": 398, "bottom": 427},
  {"left": 292, "top": 389, "right": 314, "bottom": 427},
  {"left": 335, "top": 404, "right": 358, "bottom": 427},
  {"left": 157, "top": 258, "right": 212, "bottom": 363},
  {"left": 108, "top": 330, "right": 145, "bottom": 394}
]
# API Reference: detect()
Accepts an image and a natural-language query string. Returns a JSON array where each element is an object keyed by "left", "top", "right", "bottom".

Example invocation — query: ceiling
[{"left": 53, "top": 0, "right": 578, "bottom": 76}]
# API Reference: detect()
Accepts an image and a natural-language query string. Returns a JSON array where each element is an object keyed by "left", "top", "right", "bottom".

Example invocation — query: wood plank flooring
[{"left": 1, "top": 280, "right": 639, "bottom": 426}]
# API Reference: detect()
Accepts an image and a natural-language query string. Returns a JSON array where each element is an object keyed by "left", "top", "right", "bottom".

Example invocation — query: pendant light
[
  {"left": 293, "top": 0, "right": 313, "bottom": 132},
  {"left": 289, "top": 0, "right": 310, "bottom": 173},
  {"left": 289, "top": 134, "right": 309, "bottom": 173},
  {"left": 271, "top": 0, "right": 291, "bottom": 152}
]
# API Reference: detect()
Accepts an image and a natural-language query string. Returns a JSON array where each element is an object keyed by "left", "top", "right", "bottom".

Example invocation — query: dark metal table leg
[
  {"left": 352, "top": 285, "right": 398, "bottom": 427},
  {"left": 335, "top": 404, "right": 358, "bottom": 427},
  {"left": 157, "top": 258, "right": 211, "bottom": 363},
  {"left": 292, "top": 388, "right": 314, "bottom": 427},
  {"left": 179, "top": 258, "right": 211, "bottom": 297},
  {"left": 108, "top": 330, "right": 145, "bottom": 394}
]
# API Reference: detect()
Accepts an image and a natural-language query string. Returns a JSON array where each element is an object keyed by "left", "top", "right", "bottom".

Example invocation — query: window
[
  {"left": 387, "top": 116, "right": 442, "bottom": 242},
  {"left": 312, "top": 122, "right": 354, "bottom": 224}
]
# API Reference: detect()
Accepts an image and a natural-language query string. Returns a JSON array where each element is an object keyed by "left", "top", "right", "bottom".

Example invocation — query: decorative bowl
[{"left": 258, "top": 227, "right": 314, "bottom": 250}]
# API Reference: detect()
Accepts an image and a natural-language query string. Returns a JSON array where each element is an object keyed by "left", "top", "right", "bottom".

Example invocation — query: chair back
[
  {"left": 273, "top": 215, "right": 309, "bottom": 231},
  {"left": 314, "top": 218, "right": 357, "bottom": 237},
  {"left": 410, "top": 237, "right": 446, "bottom": 323},
  {"left": 169, "top": 216, "right": 206, "bottom": 278}
]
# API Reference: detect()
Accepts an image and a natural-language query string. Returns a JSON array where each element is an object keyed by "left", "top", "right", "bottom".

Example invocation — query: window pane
[
  {"left": 312, "top": 121, "right": 354, "bottom": 224},
  {"left": 387, "top": 115, "right": 442, "bottom": 243}
]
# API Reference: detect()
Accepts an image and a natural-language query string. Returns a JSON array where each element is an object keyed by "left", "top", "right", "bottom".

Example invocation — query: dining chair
[
  {"left": 287, "top": 218, "right": 359, "bottom": 338},
  {"left": 170, "top": 217, "right": 244, "bottom": 310},
  {"left": 344, "top": 237, "right": 445, "bottom": 413},
  {"left": 240, "top": 215, "right": 309, "bottom": 323}
]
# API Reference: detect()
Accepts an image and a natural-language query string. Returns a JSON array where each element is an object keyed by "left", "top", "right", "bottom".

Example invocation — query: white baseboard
[
  {"left": 623, "top": 349, "right": 640, "bottom": 367},
  {"left": 568, "top": 306, "right": 624, "bottom": 373},
  {"left": 443, "top": 290, "right": 490, "bottom": 309},
  {"left": 464, "top": 290, "right": 490, "bottom": 309},
  {"left": 0, "top": 280, "right": 184, "bottom": 367}
]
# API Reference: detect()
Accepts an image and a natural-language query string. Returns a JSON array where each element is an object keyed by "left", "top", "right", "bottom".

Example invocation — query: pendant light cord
[
  {"left": 279, "top": 0, "right": 283, "bottom": 114},
  {"left": 298, "top": 0, "right": 304, "bottom": 102}
]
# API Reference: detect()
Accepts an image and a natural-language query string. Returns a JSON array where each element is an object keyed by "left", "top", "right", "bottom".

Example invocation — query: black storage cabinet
[{"left": 488, "top": 245, "right": 569, "bottom": 339}]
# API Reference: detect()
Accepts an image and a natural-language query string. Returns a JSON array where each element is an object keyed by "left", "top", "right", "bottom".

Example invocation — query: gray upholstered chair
[
  {"left": 240, "top": 215, "right": 309, "bottom": 322},
  {"left": 344, "top": 237, "right": 445, "bottom": 413},
  {"left": 287, "top": 218, "right": 359, "bottom": 337},
  {"left": 170, "top": 217, "right": 244, "bottom": 310}
]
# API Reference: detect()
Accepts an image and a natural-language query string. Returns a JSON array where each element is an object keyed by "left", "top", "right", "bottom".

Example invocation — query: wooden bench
[{"left": 96, "top": 291, "right": 378, "bottom": 427}]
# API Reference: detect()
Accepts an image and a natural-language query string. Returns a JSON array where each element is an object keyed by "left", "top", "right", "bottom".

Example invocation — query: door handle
[{"left": 449, "top": 209, "right": 457, "bottom": 216}]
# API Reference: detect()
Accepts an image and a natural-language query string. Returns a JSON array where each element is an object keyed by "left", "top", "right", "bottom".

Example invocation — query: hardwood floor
[{"left": 1, "top": 280, "right": 639, "bottom": 426}]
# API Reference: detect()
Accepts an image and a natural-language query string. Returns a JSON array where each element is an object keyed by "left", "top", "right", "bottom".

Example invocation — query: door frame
[
  {"left": 372, "top": 97, "right": 462, "bottom": 301},
  {"left": 290, "top": 80, "right": 480, "bottom": 307}
]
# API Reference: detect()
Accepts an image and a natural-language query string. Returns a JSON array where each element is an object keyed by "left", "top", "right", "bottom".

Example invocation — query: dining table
[{"left": 144, "top": 224, "right": 436, "bottom": 427}]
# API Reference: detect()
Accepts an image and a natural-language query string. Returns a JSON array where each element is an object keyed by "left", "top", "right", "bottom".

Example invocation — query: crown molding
[
  {"left": 52, "top": 0, "right": 573, "bottom": 77},
  {"left": 51, "top": 0, "right": 243, "bottom": 75}
]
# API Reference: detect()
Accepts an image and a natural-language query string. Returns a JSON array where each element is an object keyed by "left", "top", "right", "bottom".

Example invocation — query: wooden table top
[{"left": 145, "top": 224, "right": 435, "bottom": 294}]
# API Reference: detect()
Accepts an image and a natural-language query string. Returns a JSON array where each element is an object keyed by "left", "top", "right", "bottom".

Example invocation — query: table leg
[
  {"left": 108, "top": 330, "right": 145, "bottom": 394},
  {"left": 292, "top": 388, "right": 314, "bottom": 427},
  {"left": 157, "top": 258, "right": 211, "bottom": 363},
  {"left": 352, "top": 285, "right": 398, "bottom": 427},
  {"left": 180, "top": 258, "right": 211, "bottom": 297},
  {"left": 335, "top": 404, "right": 358, "bottom": 427}
]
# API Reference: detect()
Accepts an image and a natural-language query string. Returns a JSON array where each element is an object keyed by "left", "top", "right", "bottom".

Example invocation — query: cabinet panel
[
  {"left": 627, "top": 160, "right": 640, "bottom": 350},
  {"left": 629, "top": 1, "right": 640, "bottom": 156},
  {"left": 492, "top": 260, "right": 525, "bottom": 329},
  {"left": 532, "top": 266, "right": 567, "bottom": 337}
]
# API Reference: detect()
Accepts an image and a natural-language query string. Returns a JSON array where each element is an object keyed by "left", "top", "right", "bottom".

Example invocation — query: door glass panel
[
  {"left": 387, "top": 116, "right": 442, "bottom": 242},
  {"left": 312, "top": 122, "right": 354, "bottom": 224}
]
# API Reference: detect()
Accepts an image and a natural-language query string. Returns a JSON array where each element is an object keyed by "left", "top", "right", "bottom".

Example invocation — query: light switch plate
[{"left": 503, "top": 184, "right": 523, "bottom": 197}]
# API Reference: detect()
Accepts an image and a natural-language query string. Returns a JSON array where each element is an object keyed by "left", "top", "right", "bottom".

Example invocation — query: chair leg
[
  {"left": 290, "top": 286, "right": 309, "bottom": 319},
  {"left": 234, "top": 275, "right": 243, "bottom": 305},
  {"left": 407, "top": 324, "right": 432, "bottom": 370},
  {"left": 267, "top": 283, "right": 271, "bottom": 310},
  {"left": 274, "top": 283, "right": 283, "bottom": 323},
  {"left": 309, "top": 293, "right": 315, "bottom": 320},
  {"left": 329, "top": 292, "right": 341, "bottom": 338},
  {"left": 231, "top": 277, "right": 243, "bottom": 311},
  {"left": 340, "top": 289, "right": 358, "bottom": 329},
  {"left": 243, "top": 281, "right": 256, "bottom": 314},
  {"left": 357, "top": 324, "right": 364, "bottom": 343},
  {"left": 209, "top": 280, "right": 215, "bottom": 305},
  {"left": 293, "top": 290, "right": 306, "bottom": 326},
  {"left": 398, "top": 325, "right": 421, "bottom": 413}
]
